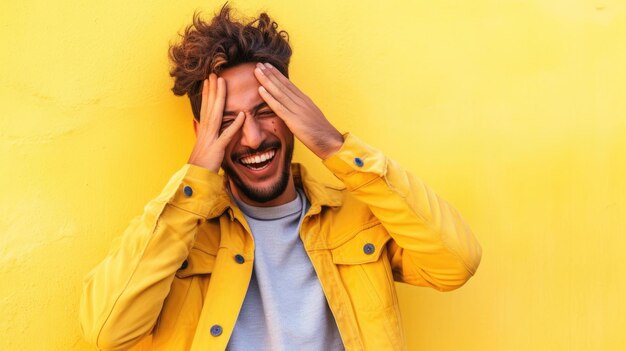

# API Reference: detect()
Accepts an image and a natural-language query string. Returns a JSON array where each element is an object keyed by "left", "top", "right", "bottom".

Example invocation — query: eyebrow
[{"left": 223, "top": 102, "right": 270, "bottom": 117}]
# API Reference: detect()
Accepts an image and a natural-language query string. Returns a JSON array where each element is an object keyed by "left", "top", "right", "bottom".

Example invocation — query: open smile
[{"left": 238, "top": 148, "right": 278, "bottom": 171}]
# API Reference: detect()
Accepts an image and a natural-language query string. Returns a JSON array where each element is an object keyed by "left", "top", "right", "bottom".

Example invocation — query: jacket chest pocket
[
  {"left": 155, "top": 248, "right": 216, "bottom": 335},
  {"left": 330, "top": 223, "right": 395, "bottom": 312}
]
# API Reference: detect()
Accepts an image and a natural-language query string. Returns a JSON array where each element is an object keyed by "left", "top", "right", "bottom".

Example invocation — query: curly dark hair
[{"left": 169, "top": 4, "right": 292, "bottom": 121}]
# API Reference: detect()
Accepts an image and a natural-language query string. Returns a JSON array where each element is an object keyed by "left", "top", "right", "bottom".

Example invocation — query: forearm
[
  {"left": 323, "top": 133, "right": 482, "bottom": 291},
  {"left": 79, "top": 164, "right": 223, "bottom": 350}
]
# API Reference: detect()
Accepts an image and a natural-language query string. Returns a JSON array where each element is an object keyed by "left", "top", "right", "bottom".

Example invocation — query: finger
[
  {"left": 217, "top": 111, "right": 245, "bottom": 146},
  {"left": 204, "top": 74, "right": 217, "bottom": 126},
  {"left": 208, "top": 77, "right": 226, "bottom": 136},
  {"left": 254, "top": 64, "right": 300, "bottom": 110},
  {"left": 208, "top": 73, "right": 217, "bottom": 105},
  {"left": 258, "top": 86, "right": 290, "bottom": 119},
  {"left": 199, "top": 74, "right": 217, "bottom": 127},
  {"left": 199, "top": 79, "right": 209, "bottom": 125},
  {"left": 262, "top": 62, "right": 304, "bottom": 98},
  {"left": 256, "top": 62, "right": 299, "bottom": 99}
]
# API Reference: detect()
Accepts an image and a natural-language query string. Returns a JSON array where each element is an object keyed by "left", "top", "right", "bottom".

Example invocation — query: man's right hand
[{"left": 187, "top": 73, "right": 245, "bottom": 172}]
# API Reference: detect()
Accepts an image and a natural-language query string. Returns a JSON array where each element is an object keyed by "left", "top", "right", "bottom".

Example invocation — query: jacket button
[
  {"left": 363, "top": 243, "right": 375, "bottom": 255},
  {"left": 234, "top": 254, "right": 245, "bottom": 264},
  {"left": 210, "top": 324, "right": 223, "bottom": 336},
  {"left": 179, "top": 260, "right": 189, "bottom": 270},
  {"left": 354, "top": 157, "right": 364, "bottom": 167},
  {"left": 183, "top": 185, "right": 193, "bottom": 197}
]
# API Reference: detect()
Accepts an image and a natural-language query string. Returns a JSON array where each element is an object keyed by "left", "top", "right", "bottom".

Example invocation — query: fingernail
[
  {"left": 256, "top": 62, "right": 265, "bottom": 70},
  {"left": 264, "top": 62, "right": 273, "bottom": 69}
]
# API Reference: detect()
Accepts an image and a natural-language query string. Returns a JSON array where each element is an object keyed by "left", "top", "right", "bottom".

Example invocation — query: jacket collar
[
  {"left": 207, "top": 163, "right": 343, "bottom": 219},
  {"left": 291, "top": 163, "right": 343, "bottom": 209}
]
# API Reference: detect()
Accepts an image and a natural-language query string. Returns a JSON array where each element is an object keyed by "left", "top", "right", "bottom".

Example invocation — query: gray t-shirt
[{"left": 226, "top": 188, "right": 344, "bottom": 351}]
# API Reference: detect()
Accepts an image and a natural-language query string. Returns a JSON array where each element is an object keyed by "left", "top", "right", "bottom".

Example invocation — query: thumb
[{"left": 217, "top": 112, "right": 245, "bottom": 147}]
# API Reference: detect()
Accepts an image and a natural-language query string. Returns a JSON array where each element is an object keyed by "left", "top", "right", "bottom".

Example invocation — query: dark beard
[{"left": 222, "top": 136, "right": 294, "bottom": 203}]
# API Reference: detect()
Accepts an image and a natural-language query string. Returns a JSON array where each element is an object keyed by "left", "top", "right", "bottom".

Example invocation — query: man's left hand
[{"left": 253, "top": 62, "right": 344, "bottom": 160}]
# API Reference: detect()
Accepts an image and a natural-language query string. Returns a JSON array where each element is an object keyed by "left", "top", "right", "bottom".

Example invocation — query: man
[{"left": 80, "top": 5, "right": 482, "bottom": 351}]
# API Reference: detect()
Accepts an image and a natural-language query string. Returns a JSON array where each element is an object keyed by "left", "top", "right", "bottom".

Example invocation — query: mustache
[{"left": 231, "top": 140, "right": 281, "bottom": 161}]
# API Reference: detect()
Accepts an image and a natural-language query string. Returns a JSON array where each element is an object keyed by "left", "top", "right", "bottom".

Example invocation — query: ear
[{"left": 192, "top": 118, "right": 199, "bottom": 136}]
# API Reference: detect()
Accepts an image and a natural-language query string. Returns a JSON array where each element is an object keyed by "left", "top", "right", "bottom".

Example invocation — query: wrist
[
  {"left": 318, "top": 131, "right": 344, "bottom": 160},
  {"left": 187, "top": 157, "right": 221, "bottom": 174}
]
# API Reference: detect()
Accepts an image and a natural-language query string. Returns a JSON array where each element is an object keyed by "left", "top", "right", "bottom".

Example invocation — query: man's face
[{"left": 217, "top": 63, "right": 294, "bottom": 205}]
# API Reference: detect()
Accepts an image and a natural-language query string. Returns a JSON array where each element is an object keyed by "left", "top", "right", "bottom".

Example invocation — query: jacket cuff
[
  {"left": 322, "top": 133, "right": 387, "bottom": 190},
  {"left": 165, "top": 164, "right": 227, "bottom": 218}
]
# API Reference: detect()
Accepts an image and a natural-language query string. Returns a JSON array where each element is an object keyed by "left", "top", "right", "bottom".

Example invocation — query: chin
[{"left": 223, "top": 139, "right": 294, "bottom": 204}]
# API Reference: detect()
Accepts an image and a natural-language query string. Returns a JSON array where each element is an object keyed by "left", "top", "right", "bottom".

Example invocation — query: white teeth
[{"left": 240, "top": 149, "right": 276, "bottom": 165}]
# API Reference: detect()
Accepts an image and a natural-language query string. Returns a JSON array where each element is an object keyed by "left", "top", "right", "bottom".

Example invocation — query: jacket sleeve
[
  {"left": 79, "top": 164, "right": 223, "bottom": 351},
  {"left": 323, "top": 133, "right": 482, "bottom": 291}
]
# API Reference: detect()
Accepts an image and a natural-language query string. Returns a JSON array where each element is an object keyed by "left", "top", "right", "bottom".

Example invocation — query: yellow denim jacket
[{"left": 79, "top": 133, "right": 482, "bottom": 351}]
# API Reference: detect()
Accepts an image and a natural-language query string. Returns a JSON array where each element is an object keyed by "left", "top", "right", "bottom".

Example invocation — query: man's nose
[{"left": 239, "top": 113, "right": 264, "bottom": 150}]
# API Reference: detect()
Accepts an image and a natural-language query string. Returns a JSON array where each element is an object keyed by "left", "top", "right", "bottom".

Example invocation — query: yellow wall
[{"left": 1, "top": 1, "right": 625, "bottom": 350}]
